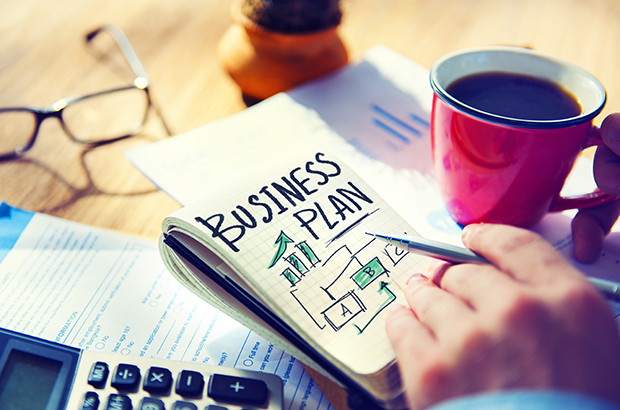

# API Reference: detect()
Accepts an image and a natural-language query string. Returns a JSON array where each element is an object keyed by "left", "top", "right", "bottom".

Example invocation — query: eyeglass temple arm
[
  {"left": 85, "top": 24, "right": 174, "bottom": 137},
  {"left": 85, "top": 24, "right": 150, "bottom": 84}
]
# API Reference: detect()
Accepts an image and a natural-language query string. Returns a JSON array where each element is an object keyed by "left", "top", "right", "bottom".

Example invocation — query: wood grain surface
[
  {"left": 1, "top": 0, "right": 618, "bottom": 240},
  {"left": 1, "top": 2, "right": 618, "bottom": 408}
]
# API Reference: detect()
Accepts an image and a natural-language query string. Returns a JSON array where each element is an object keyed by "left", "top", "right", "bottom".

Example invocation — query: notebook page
[
  {"left": 164, "top": 151, "right": 431, "bottom": 376},
  {"left": 0, "top": 203, "right": 327, "bottom": 410}
]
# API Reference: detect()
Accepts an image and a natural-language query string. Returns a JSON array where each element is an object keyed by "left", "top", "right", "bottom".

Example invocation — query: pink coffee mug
[{"left": 429, "top": 46, "right": 617, "bottom": 228}]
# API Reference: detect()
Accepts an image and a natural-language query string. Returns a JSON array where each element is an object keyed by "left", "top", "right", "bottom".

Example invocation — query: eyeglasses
[{"left": 0, "top": 24, "right": 171, "bottom": 161}]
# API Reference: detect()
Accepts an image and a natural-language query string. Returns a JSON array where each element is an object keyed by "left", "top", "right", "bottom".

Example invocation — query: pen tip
[{"left": 365, "top": 232, "right": 374, "bottom": 236}]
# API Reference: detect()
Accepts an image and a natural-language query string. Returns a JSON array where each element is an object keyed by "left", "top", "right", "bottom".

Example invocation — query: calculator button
[
  {"left": 111, "top": 364, "right": 141, "bottom": 391},
  {"left": 208, "top": 374, "right": 268, "bottom": 405},
  {"left": 105, "top": 394, "right": 132, "bottom": 410},
  {"left": 143, "top": 366, "right": 173, "bottom": 394},
  {"left": 80, "top": 391, "right": 100, "bottom": 409},
  {"left": 171, "top": 401, "right": 197, "bottom": 410},
  {"left": 175, "top": 370, "right": 204, "bottom": 397},
  {"left": 206, "top": 405, "right": 229, "bottom": 410},
  {"left": 88, "top": 362, "right": 109, "bottom": 388},
  {"left": 139, "top": 397, "right": 166, "bottom": 410}
]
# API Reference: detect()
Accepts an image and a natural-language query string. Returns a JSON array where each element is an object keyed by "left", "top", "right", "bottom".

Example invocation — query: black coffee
[{"left": 445, "top": 72, "right": 582, "bottom": 120}]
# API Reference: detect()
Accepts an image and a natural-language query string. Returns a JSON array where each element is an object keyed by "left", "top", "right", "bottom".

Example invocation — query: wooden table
[
  {"left": 1, "top": 0, "right": 618, "bottom": 240},
  {"left": 1, "top": 0, "right": 618, "bottom": 408}
]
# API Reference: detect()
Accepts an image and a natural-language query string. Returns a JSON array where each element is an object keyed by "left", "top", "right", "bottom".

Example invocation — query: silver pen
[{"left": 366, "top": 232, "right": 620, "bottom": 302}]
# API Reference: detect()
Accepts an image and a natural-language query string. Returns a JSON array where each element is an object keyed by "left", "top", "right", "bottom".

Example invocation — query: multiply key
[{"left": 143, "top": 366, "right": 173, "bottom": 394}]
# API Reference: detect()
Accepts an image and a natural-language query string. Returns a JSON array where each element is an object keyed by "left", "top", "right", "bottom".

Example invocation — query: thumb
[
  {"left": 594, "top": 114, "right": 620, "bottom": 196},
  {"left": 572, "top": 198, "right": 620, "bottom": 263},
  {"left": 600, "top": 113, "right": 620, "bottom": 157}
]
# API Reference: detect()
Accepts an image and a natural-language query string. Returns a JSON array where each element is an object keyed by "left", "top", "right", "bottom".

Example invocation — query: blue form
[{"left": 0, "top": 202, "right": 35, "bottom": 264}]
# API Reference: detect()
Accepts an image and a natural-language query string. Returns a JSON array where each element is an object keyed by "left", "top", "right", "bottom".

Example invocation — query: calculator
[{"left": 0, "top": 327, "right": 284, "bottom": 410}]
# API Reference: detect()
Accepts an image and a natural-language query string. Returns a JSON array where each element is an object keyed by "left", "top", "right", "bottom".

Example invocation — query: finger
[
  {"left": 600, "top": 113, "right": 620, "bottom": 158},
  {"left": 572, "top": 198, "right": 620, "bottom": 263},
  {"left": 593, "top": 145, "right": 620, "bottom": 196},
  {"left": 572, "top": 209, "right": 607, "bottom": 263},
  {"left": 430, "top": 262, "right": 525, "bottom": 312},
  {"left": 461, "top": 223, "right": 580, "bottom": 285},
  {"left": 424, "top": 259, "right": 451, "bottom": 285},
  {"left": 385, "top": 304, "right": 436, "bottom": 363},
  {"left": 402, "top": 274, "right": 474, "bottom": 340}
]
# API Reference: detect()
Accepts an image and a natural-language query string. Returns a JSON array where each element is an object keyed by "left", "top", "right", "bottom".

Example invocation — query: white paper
[
  {"left": 0, "top": 203, "right": 330, "bottom": 410},
  {"left": 126, "top": 44, "right": 620, "bottom": 339}
]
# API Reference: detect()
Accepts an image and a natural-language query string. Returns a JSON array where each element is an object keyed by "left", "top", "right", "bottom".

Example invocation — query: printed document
[{"left": 0, "top": 202, "right": 330, "bottom": 410}]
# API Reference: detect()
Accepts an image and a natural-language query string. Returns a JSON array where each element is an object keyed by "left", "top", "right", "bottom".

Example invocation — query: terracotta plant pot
[{"left": 217, "top": 0, "right": 349, "bottom": 104}]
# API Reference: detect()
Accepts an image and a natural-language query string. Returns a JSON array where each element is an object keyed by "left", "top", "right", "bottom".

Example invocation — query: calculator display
[
  {"left": 0, "top": 328, "right": 80, "bottom": 410},
  {"left": 0, "top": 350, "right": 63, "bottom": 409}
]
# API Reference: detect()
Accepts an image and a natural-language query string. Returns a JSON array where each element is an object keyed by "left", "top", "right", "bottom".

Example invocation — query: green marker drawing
[
  {"left": 286, "top": 253, "right": 309, "bottom": 275},
  {"left": 352, "top": 281, "right": 396, "bottom": 334},
  {"left": 281, "top": 268, "right": 300, "bottom": 286},
  {"left": 296, "top": 241, "right": 319, "bottom": 267},
  {"left": 352, "top": 257, "right": 386, "bottom": 290},
  {"left": 268, "top": 231, "right": 294, "bottom": 269}
]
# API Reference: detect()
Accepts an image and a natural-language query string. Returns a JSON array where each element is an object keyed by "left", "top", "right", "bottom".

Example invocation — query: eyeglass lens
[
  {"left": 0, "top": 87, "right": 149, "bottom": 157},
  {"left": 63, "top": 87, "right": 149, "bottom": 143},
  {"left": 0, "top": 111, "right": 38, "bottom": 156}
]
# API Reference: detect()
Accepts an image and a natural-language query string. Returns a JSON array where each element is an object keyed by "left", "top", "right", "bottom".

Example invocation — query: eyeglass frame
[{"left": 0, "top": 23, "right": 171, "bottom": 161}]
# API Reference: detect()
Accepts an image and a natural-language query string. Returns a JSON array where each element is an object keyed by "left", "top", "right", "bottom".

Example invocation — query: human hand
[
  {"left": 385, "top": 223, "right": 620, "bottom": 410},
  {"left": 572, "top": 113, "right": 620, "bottom": 263}
]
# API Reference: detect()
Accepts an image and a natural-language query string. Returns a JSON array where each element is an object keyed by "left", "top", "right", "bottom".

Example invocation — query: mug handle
[{"left": 549, "top": 126, "right": 619, "bottom": 212}]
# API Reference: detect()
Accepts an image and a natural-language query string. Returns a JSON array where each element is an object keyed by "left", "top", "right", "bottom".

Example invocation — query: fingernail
[
  {"left": 461, "top": 224, "right": 474, "bottom": 242},
  {"left": 461, "top": 227, "right": 470, "bottom": 242},
  {"left": 462, "top": 223, "right": 484, "bottom": 243},
  {"left": 406, "top": 273, "right": 428, "bottom": 285}
]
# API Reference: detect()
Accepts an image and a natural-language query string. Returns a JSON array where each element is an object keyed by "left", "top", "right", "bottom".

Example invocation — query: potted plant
[{"left": 217, "top": 0, "right": 349, "bottom": 104}]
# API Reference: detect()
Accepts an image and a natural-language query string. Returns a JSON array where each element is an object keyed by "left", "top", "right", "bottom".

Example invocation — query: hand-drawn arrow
[
  {"left": 267, "top": 231, "right": 294, "bottom": 269},
  {"left": 352, "top": 281, "right": 396, "bottom": 334},
  {"left": 378, "top": 281, "right": 393, "bottom": 297}
]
